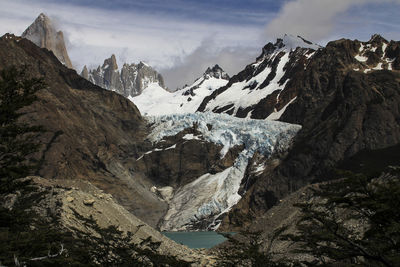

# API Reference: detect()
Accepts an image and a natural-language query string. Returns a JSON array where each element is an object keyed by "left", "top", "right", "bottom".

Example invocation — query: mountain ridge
[
  {"left": 221, "top": 34, "right": 400, "bottom": 230},
  {"left": 81, "top": 54, "right": 165, "bottom": 98}
]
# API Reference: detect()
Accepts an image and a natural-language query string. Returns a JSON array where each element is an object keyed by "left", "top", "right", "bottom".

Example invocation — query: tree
[
  {"left": 284, "top": 167, "right": 400, "bottom": 266},
  {"left": 218, "top": 230, "right": 290, "bottom": 267},
  {"left": 0, "top": 66, "right": 45, "bottom": 192}
]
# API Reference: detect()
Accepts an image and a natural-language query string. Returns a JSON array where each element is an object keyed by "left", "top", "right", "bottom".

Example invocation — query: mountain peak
[
  {"left": 102, "top": 54, "right": 118, "bottom": 70},
  {"left": 37, "top": 13, "right": 49, "bottom": 22},
  {"left": 257, "top": 34, "right": 321, "bottom": 61},
  {"left": 22, "top": 13, "right": 73, "bottom": 69},
  {"left": 81, "top": 65, "right": 89, "bottom": 80},
  {"left": 83, "top": 56, "right": 165, "bottom": 97},
  {"left": 280, "top": 34, "right": 321, "bottom": 50},
  {"left": 138, "top": 61, "right": 150, "bottom": 68},
  {"left": 204, "top": 64, "right": 229, "bottom": 80},
  {"left": 368, "top": 34, "right": 387, "bottom": 45}
]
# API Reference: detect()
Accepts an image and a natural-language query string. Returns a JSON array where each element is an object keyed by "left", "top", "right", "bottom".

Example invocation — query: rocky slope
[
  {"left": 197, "top": 34, "right": 321, "bottom": 119},
  {"left": 22, "top": 13, "right": 73, "bottom": 69},
  {"left": 131, "top": 64, "right": 230, "bottom": 115},
  {"left": 0, "top": 33, "right": 171, "bottom": 228},
  {"left": 1, "top": 176, "right": 212, "bottom": 265},
  {"left": 81, "top": 55, "right": 165, "bottom": 97},
  {"left": 221, "top": 34, "right": 400, "bottom": 229}
]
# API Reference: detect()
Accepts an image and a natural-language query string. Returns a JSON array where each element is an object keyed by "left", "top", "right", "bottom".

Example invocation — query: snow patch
[
  {"left": 267, "top": 97, "right": 297, "bottom": 121},
  {"left": 355, "top": 55, "right": 368, "bottom": 62},
  {"left": 182, "top": 134, "right": 201, "bottom": 140},
  {"left": 373, "top": 63, "right": 383, "bottom": 70}
]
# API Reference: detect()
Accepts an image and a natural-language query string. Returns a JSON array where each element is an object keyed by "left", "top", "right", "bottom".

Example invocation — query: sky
[{"left": 0, "top": 0, "right": 399, "bottom": 89}]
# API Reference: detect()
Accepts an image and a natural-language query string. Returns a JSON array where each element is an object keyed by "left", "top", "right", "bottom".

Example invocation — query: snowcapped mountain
[
  {"left": 351, "top": 34, "right": 397, "bottom": 73},
  {"left": 131, "top": 64, "right": 230, "bottom": 115},
  {"left": 81, "top": 55, "right": 165, "bottom": 98},
  {"left": 197, "top": 34, "right": 322, "bottom": 120},
  {"left": 22, "top": 13, "right": 73, "bottom": 69}
]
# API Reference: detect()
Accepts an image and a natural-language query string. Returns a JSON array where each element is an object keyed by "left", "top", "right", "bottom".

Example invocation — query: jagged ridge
[{"left": 81, "top": 54, "right": 165, "bottom": 98}]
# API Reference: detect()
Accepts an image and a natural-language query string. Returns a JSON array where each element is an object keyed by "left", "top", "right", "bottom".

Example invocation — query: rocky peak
[
  {"left": 257, "top": 34, "right": 321, "bottom": 61},
  {"left": 0, "top": 33, "right": 22, "bottom": 42},
  {"left": 82, "top": 56, "right": 165, "bottom": 97},
  {"left": 22, "top": 13, "right": 73, "bottom": 69},
  {"left": 204, "top": 64, "right": 230, "bottom": 80},
  {"left": 80, "top": 65, "right": 89, "bottom": 80},
  {"left": 369, "top": 34, "right": 386, "bottom": 44},
  {"left": 103, "top": 54, "right": 118, "bottom": 70}
]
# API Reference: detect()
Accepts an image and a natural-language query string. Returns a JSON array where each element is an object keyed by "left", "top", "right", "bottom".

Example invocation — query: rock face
[
  {"left": 197, "top": 34, "right": 321, "bottom": 119},
  {"left": 131, "top": 64, "right": 230, "bottom": 115},
  {"left": 82, "top": 56, "right": 165, "bottom": 97},
  {"left": 22, "top": 13, "right": 73, "bottom": 69},
  {"left": 0, "top": 33, "right": 167, "bottom": 228},
  {"left": 221, "top": 34, "right": 400, "bottom": 229}
]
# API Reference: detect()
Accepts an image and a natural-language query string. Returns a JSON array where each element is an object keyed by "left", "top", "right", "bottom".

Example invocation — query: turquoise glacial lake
[{"left": 162, "top": 231, "right": 233, "bottom": 249}]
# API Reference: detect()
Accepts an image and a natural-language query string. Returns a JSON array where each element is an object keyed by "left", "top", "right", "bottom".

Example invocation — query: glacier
[{"left": 146, "top": 112, "right": 301, "bottom": 231}]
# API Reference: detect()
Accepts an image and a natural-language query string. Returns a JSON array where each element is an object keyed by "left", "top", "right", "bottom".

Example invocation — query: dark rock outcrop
[
  {"left": 198, "top": 34, "right": 320, "bottom": 119},
  {"left": 221, "top": 35, "right": 400, "bottom": 229},
  {"left": 134, "top": 127, "right": 243, "bottom": 188}
]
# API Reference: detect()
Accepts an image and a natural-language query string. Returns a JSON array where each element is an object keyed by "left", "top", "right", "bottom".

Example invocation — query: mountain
[
  {"left": 220, "top": 34, "right": 400, "bottom": 230},
  {"left": 197, "top": 34, "right": 321, "bottom": 120},
  {"left": 0, "top": 33, "right": 171, "bottom": 227},
  {"left": 81, "top": 55, "right": 165, "bottom": 98},
  {"left": 0, "top": 33, "right": 220, "bottom": 264},
  {"left": 131, "top": 64, "right": 230, "bottom": 115},
  {"left": 22, "top": 13, "right": 73, "bottom": 69},
  {"left": 0, "top": 32, "right": 303, "bottom": 234}
]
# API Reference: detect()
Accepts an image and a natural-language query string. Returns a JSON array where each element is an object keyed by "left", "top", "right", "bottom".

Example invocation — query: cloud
[
  {"left": 160, "top": 38, "right": 259, "bottom": 90},
  {"left": 0, "top": 0, "right": 264, "bottom": 85},
  {"left": 264, "top": 0, "right": 400, "bottom": 42}
]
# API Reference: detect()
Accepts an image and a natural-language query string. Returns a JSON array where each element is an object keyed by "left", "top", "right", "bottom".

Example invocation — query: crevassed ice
[{"left": 147, "top": 112, "right": 301, "bottom": 231}]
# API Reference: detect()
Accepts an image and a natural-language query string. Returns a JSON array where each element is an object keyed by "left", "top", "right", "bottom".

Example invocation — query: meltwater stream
[{"left": 162, "top": 231, "right": 233, "bottom": 249}]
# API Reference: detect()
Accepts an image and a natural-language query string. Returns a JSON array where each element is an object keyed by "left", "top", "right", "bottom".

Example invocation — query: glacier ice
[{"left": 146, "top": 112, "right": 301, "bottom": 231}]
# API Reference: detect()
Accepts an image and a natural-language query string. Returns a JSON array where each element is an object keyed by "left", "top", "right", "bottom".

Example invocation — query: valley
[{"left": 0, "top": 7, "right": 399, "bottom": 267}]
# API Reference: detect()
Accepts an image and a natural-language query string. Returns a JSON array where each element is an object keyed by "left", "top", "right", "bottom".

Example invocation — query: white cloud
[
  {"left": 160, "top": 38, "right": 259, "bottom": 90},
  {"left": 0, "top": 0, "right": 264, "bottom": 83},
  {"left": 1, "top": 0, "right": 399, "bottom": 89},
  {"left": 264, "top": 0, "right": 400, "bottom": 42}
]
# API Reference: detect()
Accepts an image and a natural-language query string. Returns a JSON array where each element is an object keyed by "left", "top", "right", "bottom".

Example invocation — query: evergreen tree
[
  {"left": 0, "top": 66, "right": 44, "bottom": 193},
  {"left": 284, "top": 168, "right": 400, "bottom": 266}
]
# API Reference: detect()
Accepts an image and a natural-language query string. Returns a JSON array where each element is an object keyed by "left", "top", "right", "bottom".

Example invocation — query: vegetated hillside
[{"left": 221, "top": 35, "right": 400, "bottom": 229}]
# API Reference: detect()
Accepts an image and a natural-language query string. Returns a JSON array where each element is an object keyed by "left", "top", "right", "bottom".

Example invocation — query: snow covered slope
[
  {"left": 145, "top": 112, "right": 301, "bottom": 230},
  {"left": 198, "top": 34, "right": 322, "bottom": 120},
  {"left": 130, "top": 65, "right": 229, "bottom": 115}
]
